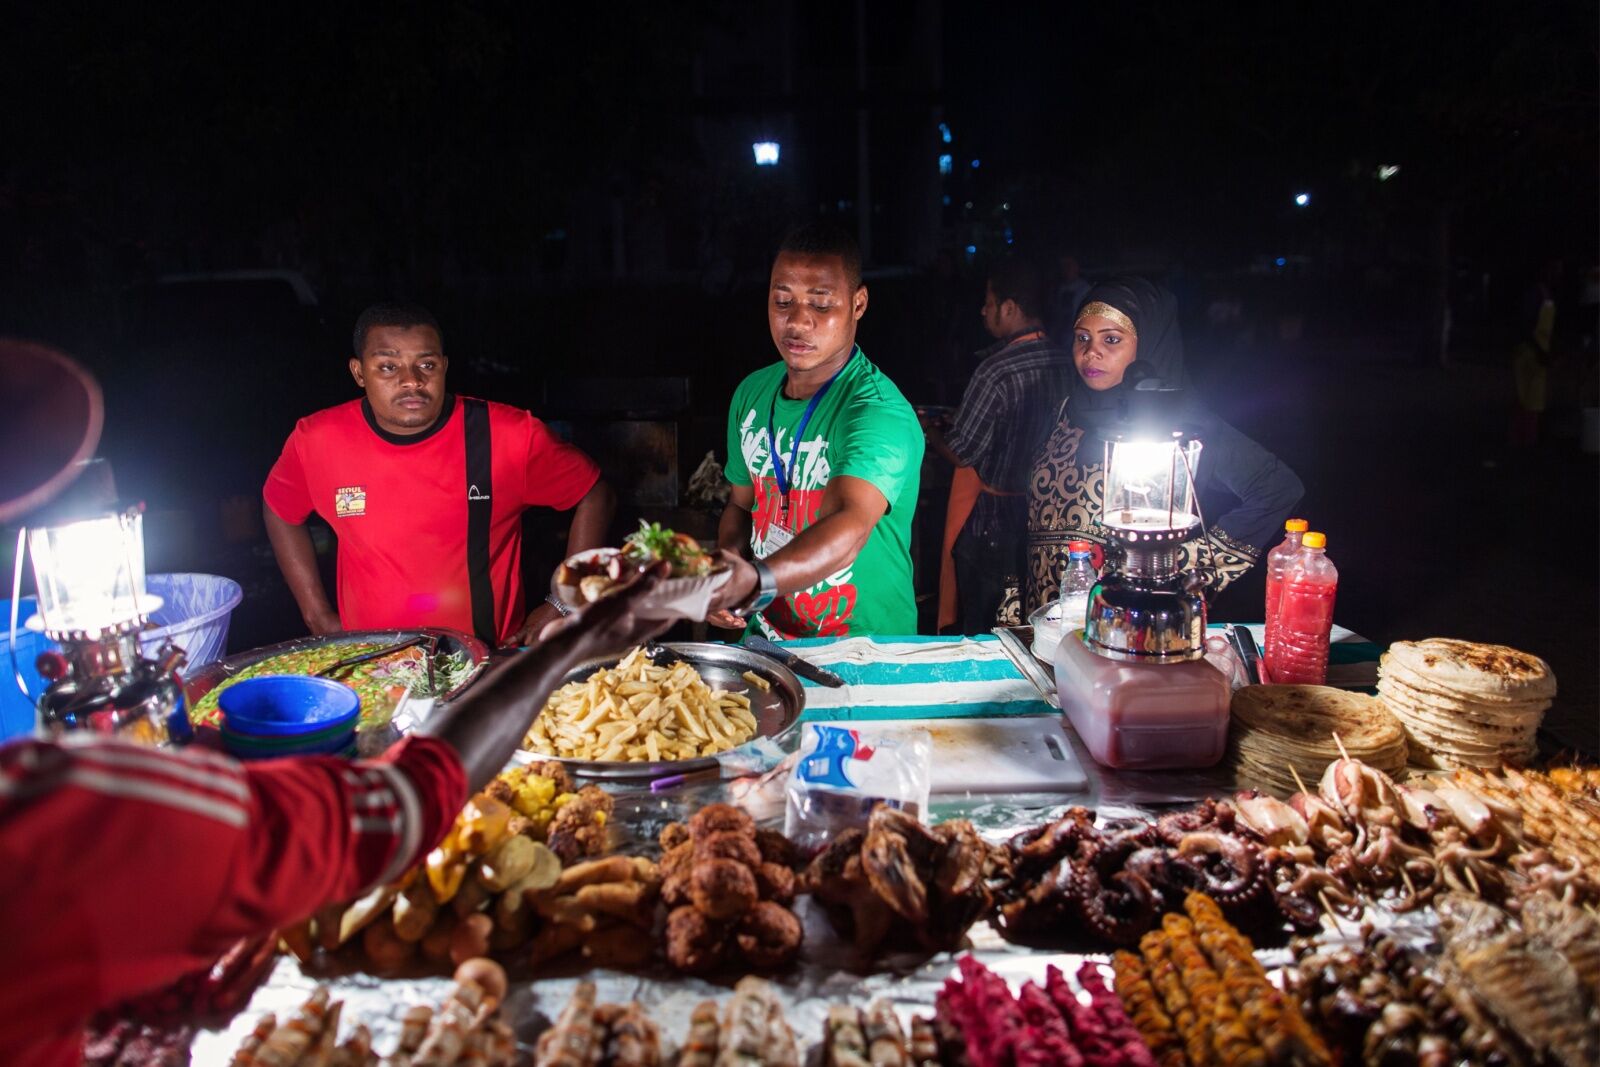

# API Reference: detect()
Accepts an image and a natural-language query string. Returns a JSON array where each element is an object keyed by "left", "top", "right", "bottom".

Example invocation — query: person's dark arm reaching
[
  {"left": 0, "top": 573, "right": 671, "bottom": 1058},
  {"left": 425, "top": 567, "right": 671, "bottom": 792}
]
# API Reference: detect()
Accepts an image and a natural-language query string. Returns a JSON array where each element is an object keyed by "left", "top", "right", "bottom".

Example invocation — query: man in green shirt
[{"left": 708, "top": 223, "right": 923, "bottom": 638}]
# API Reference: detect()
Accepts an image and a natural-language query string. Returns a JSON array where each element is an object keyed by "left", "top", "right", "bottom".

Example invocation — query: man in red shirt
[
  {"left": 0, "top": 573, "right": 671, "bottom": 1067},
  {"left": 264, "top": 304, "right": 614, "bottom": 647}
]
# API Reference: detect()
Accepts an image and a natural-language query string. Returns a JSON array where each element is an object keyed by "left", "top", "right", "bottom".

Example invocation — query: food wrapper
[
  {"left": 551, "top": 549, "right": 732, "bottom": 622},
  {"left": 783, "top": 723, "right": 932, "bottom": 854}
]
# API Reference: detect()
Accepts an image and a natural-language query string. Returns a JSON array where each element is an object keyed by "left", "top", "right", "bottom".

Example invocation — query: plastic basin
[
  {"left": 219, "top": 675, "right": 360, "bottom": 737},
  {"left": 1, "top": 597, "right": 55, "bottom": 742},
  {"left": 141, "top": 573, "right": 243, "bottom": 671}
]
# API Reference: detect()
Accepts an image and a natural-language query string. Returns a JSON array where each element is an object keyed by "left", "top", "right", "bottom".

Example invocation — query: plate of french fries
[{"left": 518, "top": 642, "right": 804, "bottom": 777}]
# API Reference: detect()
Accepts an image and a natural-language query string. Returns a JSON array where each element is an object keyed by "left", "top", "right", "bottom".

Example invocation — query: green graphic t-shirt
[{"left": 725, "top": 347, "right": 923, "bottom": 638}]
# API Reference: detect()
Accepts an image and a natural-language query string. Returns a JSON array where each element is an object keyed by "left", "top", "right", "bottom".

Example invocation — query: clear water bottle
[
  {"left": 1059, "top": 540, "right": 1098, "bottom": 633},
  {"left": 1273, "top": 531, "right": 1338, "bottom": 685},
  {"left": 1263, "top": 517, "right": 1309, "bottom": 679}
]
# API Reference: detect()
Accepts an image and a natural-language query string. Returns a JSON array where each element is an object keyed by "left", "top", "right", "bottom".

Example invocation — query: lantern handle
[
  {"left": 1174, "top": 441, "right": 1220, "bottom": 594},
  {"left": 9, "top": 526, "right": 33, "bottom": 705}
]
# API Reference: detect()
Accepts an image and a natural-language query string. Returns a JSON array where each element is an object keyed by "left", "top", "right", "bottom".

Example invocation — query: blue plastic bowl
[
  {"left": 218, "top": 675, "right": 360, "bottom": 738},
  {"left": 219, "top": 719, "right": 356, "bottom": 753},
  {"left": 224, "top": 734, "right": 358, "bottom": 761}
]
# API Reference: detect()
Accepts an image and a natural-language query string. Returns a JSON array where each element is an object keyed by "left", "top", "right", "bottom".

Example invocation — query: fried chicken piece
[
  {"left": 660, "top": 821, "right": 690, "bottom": 852},
  {"left": 662, "top": 870, "right": 692, "bottom": 909},
  {"left": 546, "top": 784, "right": 613, "bottom": 863},
  {"left": 806, "top": 845, "right": 896, "bottom": 955},
  {"left": 802, "top": 828, "right": 866, "bottom": 890},
  {"left": 691, "top": 858, "right": 759, "bottom": 921},
  {"left": 659, "top": 841, "right": 693, "bottom": 880},
  {"left": 756, "top": 862, "right": 797, "bottom": 904},
  {"left": 689, "top": 803, "right": 754, "bottom": 840},
  {"left": 665, "top": 906, "right": 727, "bottom": 974},
  {"left": 861, "top": 821, "right": 930, "bottom": 926},
  {"left": 528, "top": 760, "right": 574, "bottom": 795},
  {"left": 694, "top": 830, "right": 763, "bottom": 869},
  {"left": 734, "top": 901, "right": 803, "bottom": 969},
  {"left": 756, "top": 828, "right": 803, "bottom": 869}
]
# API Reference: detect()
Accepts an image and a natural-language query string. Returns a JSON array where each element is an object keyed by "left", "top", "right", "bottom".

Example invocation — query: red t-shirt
[
  {"left": 0, "top": 734, "right": 466, "bottom": 1067},
  {"left": 263, "top": 395, "right": 600, "bottom": 645}
]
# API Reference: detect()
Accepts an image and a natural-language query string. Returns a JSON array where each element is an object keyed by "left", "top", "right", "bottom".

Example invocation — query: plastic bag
[
  {"left": 1202, "top": 634, "right": 1250, "bottom": 691},
  {"left": 783, "top": 723, "right": 932, "bottom": 854}
]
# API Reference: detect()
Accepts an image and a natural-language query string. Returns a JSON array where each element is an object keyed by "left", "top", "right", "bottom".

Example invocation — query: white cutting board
[{"left": 870, "top": 716, "right": 1088, "bottom": 794}]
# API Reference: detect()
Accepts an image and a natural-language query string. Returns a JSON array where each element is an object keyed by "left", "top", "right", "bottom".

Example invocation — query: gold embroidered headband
[{"left": 1076, "top": 301, "right": 1136, "bottom": 337}]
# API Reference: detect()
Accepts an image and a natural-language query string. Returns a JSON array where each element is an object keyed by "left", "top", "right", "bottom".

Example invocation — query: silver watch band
[{"left": 545, "top": 593, "right": 573, "bottom": 616}]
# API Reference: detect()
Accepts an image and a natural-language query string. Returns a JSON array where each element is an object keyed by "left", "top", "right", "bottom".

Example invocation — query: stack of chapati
[
  {"left": 1377, "top": 638, "right": 1554, "bottom": 769},
  {"left": 1229, "top": 684, "right": 1408, "bottom": 796}
]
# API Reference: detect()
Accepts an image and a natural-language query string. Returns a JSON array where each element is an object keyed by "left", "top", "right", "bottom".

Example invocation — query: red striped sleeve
[{"left": 0, "top": 734, "right": 465, "bottom": 1064}]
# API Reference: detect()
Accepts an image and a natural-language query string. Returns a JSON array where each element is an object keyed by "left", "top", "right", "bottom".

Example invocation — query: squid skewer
[
  {"left": 679, "top": 1000, "right": 720, "bottom": 1067},
  {"left": 256, "top": 987, "right": 331, "bottom": 1067},
  {"left": 389, "top": 1004, "right": 434, "bottom": 1067},
  {"left": 229, "top": 1012, "right": 277, "bottom": 1067},
  {"left": 413, "top": 983, "right": 489, "bottom": 1067}
]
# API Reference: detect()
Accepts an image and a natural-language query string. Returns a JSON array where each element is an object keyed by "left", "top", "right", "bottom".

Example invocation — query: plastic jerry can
[{"left": 1053, "top": 631, "right": 1231, "bottom": 770}]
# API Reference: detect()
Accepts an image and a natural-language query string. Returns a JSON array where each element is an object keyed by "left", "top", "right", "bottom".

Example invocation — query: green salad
[{"left": 622, "top": 520, "right": 716, "bottom": 577}]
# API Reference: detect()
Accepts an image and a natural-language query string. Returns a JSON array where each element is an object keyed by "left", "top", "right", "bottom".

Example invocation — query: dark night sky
[{"left": 2, "top": 1, "right": 1593, "bottom": 284}]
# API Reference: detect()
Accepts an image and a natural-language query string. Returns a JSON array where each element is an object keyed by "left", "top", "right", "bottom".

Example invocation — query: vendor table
[{"left": 189, "top": 626, "right": 1388, "bottom": 1064}]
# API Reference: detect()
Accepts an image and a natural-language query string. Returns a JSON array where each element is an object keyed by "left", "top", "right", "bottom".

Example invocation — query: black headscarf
[{"left": 1065, "top": 276, "right": 1189, "bottom": 449}]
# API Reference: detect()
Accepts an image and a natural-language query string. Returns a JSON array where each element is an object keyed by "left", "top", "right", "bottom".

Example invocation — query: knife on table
[{"left": 740, "top": 634, "right": 845, "bottom": 687}]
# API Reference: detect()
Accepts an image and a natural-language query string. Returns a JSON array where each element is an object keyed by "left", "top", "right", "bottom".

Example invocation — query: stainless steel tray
[
  {"left": 184, "top": 627, "right": 490, "bottom": 717},
  {"left": 517, "top": 641, "right": 804, "bottom": 779}
]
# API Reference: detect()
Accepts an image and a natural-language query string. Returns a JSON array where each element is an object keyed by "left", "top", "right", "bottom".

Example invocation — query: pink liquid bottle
[
  {"left": 1272, "top": 531, "right": 1338, "bottom": 685},
  {"left": 1262, "top": 517, "right": 1309, "bottom": 680}
]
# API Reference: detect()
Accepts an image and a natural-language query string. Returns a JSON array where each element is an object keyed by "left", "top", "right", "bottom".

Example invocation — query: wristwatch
[
  {"left": 545, "top": 593, "right": 573, "bottom": 617},
  {"left": 733, "top": 559, "right": 778, "bottom": 618}
]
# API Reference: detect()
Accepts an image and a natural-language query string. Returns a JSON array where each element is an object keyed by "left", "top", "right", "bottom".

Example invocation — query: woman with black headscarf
[{"left": 1025, "top": 276, "right": 1304, "bottom": 613}]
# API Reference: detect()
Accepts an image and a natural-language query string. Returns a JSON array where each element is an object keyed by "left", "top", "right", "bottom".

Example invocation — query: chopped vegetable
[
  {"left": 190, "top": 644, "right": 477, "bottom": 728},
  {"left": 623, "top": 520, "right": 716, "bottom": 577}
]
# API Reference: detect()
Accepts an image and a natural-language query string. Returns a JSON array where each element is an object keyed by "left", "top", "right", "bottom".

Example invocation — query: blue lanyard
[{"left": 766, "top": 356, "right": 849, "bottom": 519}]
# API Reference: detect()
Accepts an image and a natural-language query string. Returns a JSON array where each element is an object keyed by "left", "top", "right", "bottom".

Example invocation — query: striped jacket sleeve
[{"left": 0, "top": 732, "right": 465, "bottom": 1039}]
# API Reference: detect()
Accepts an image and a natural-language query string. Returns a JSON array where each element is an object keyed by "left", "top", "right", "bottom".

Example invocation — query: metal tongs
[
  {"left": 1224, "top": 624, "right": 1265, "bottom": 685},
  {"left": 316, "top": 635, "right": 427, "bottom": 679}
]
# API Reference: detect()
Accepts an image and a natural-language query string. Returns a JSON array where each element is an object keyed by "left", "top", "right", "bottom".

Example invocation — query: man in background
[
  {"left": 926, "top": 257, "right": 1075, "bottom": 631},
  {"left": 264, "top": 304, "right": 614, "bottom": 647}
]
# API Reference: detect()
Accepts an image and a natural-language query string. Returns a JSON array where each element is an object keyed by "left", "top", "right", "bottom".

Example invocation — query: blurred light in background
[{"left": 752, "top": 142, "right": 780, "bottom": 166}]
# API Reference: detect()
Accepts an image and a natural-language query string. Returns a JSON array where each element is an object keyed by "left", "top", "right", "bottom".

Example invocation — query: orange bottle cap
[
  {"left": 1285, "top": 518, "right": 1309, "bottom": 532},
  {"left": 1302, "top": 531, "right": 1327, "bottom": 549}
]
